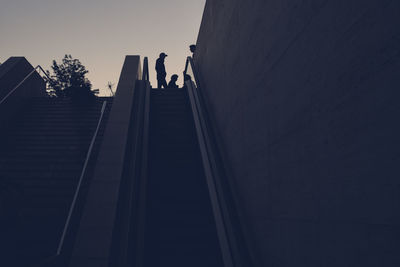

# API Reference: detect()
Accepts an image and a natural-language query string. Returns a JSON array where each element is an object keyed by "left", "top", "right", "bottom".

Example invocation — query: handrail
[
  {"left": 58, "top": 100, "right": 108, "bottom": 254},
  {"left": 0, "top": 65, "right": 51, "bottom": 105},
  {"left": 184, "top": 57, "right": 234, "bottom": 267},
  {"left": 142, "top": 57, "right": 149, "bottom": 81},
  {"left": 133, "top": 73, "right": 151, "bottom": 267},
  {"left": 184, "top": 57, "right": 251, "bottom": 267},
  {"left": 34, "top": 101, "right": 108, "bottom": 266},
  {"left": 109, "top": 60, "right": 150, "bottom": 266}
]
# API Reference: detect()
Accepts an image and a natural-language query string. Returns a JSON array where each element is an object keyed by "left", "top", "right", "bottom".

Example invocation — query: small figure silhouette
[
  {"left": 168, "top": 74, "right": 179, "bottom": 89},
  {"left": 182, "top": 74, "right": 193, "bottom": 90},
  {"left": 155, "top": 52, "right": 168, "bottom": 89}
]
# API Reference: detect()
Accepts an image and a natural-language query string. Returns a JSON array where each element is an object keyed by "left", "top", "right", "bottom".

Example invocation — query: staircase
[
  {"left": 0, "top": 97, "right": 112, "bottom": 267},
  {"left": 144, "top": 89, "right": 223, "bottom": 267}
]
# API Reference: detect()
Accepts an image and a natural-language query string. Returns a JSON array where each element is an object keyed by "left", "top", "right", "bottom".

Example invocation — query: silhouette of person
[
  {"left": 189, "top": 44, "right": 196, "bottom": 55},
  {"left": 155, "top": 52, "right": 168, "bottom": 89},
  {"left": 168, "top": 74, "right": 179, "bottom": 89}
]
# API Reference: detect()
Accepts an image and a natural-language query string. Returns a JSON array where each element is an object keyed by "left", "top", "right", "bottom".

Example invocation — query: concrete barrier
[{"left": 69, "top": 55, "right": 142, "bottom": 267}]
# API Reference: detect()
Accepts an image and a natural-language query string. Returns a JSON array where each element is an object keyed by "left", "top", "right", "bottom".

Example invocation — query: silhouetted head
[
  {"left": 189, "top": 45, "right": 196, "bottom": 53},
  {"left": 159, "top": 52, "right": 168, "bottom": 59},
  {"left": 171, "top": 74, "right": 178, "bottom": 81}
]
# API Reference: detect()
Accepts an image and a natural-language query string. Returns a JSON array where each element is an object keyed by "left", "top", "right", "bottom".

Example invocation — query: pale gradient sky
[{"left": 0, "top": 0, "right": 205, "bottom": 95}]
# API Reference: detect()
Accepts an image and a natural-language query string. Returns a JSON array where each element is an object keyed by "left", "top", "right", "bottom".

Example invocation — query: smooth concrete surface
[
  {"left": 69, "top": 56, "right": 141, "bottom": 267},
  {"left": 0, "top": 57, "right": 45, "bottom": 99},
  {"left": 0, "top": 57, "right": 46, "bottom": 133},
  {"left": 195, "top": 1, "right": 400, "bottom": 266}
]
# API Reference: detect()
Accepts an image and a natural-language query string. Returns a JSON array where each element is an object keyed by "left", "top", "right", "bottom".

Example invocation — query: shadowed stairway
[{"left": 0, "top": 97, "right": 112, "bottom": 267}]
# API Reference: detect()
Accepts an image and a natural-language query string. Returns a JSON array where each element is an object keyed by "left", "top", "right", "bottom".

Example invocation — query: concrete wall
[
  {"left": 0, "top": 57, "right": 46, "bottom": 134},
  {"left": 0, "top": 57, "right": 45, "bottom": 100},
  {"left": 195, "top": 1, "right": 400, "bottom": 266}
]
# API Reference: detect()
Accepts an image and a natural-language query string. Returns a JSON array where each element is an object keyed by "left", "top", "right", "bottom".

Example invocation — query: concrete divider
[{"left": 69, "top": 56, "right": 141, "bottom": 267}]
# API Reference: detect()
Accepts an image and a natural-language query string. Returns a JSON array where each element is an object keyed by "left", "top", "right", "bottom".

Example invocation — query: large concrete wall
[{"left": 195, "top": 1, "right": 400, "bottom": 266}]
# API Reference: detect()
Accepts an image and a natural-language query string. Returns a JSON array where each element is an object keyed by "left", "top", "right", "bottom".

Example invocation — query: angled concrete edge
[
  {"left": 0, "top": 57, "right": 46, "bottom": 135},
  {"left": 69, "top": 55, "right": 141, "bottom": 267}
]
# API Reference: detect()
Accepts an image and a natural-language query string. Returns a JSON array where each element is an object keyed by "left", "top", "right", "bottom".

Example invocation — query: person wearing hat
[
  {"left": 155, "top": 52, "right": 168, "bottom": 89},
  {"left": 167, "top": 74, "right": 179, "bottom": 89}
]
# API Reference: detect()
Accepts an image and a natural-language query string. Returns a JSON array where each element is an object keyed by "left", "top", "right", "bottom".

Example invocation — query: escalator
[
  {"left": 0, "top": 56, "right": 249, "bottom": 267},
  {"left": 114, "top": 57, "right": 250, "bottom": 267},
  {"left": 143, "top": 88, "right": 224, "bottom": 266}
]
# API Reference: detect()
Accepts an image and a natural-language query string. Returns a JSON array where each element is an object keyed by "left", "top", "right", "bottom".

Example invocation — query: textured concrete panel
[{"left": 196, "top": 1, "right": 400, "bottom": 266}]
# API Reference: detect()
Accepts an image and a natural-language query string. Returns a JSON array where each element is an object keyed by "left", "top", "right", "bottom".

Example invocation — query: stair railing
[
  {"left": 33, "top": 100, "right": 109, "bottom": 267},
  {"left": 184, "top": 57, "right": 252, "bottom": 267},
  {"left": 58, "top": 100, "right": 108, "bottom": 253},
  {"left": 0, "top": 65, "right": 51, "bottom": 105}
]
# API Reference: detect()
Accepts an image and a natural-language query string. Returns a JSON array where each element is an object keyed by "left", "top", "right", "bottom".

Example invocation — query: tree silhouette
[{"left": 46, "top": 55, "right": 97, "bottom": 99}]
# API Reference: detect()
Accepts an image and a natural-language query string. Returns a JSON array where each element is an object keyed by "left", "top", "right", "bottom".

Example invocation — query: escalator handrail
[
  {"left": 0, "top": 65, "right": 51, "bottom": 105},
  {"left": 184, "top": 57, "right": 234, "bottom": 267},
  {"left": 184, "top": 56, "right": 252, "bottom": 267},
  {"left": 108, "top": 57, "right": 150, "bottom": 267},
  {"left": 133, "top": 77, "right": 151, "bottom": 267},
  {"left": 142, "top": 57, "right": 149, "bottom": 81}
]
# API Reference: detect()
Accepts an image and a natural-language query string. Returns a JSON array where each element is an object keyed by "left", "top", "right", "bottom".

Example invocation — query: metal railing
[
  {"left": 0, "top": 65, "right": 51, "bottom": 105},
  {"left": 34, "top": 100, "right": 109, "bottom": 266},
  {"left": 58, "top": 100, "right": 108, "bottom": 254},
  {"left": 184, "top": 57, "right": 252, "bottom": 267}
]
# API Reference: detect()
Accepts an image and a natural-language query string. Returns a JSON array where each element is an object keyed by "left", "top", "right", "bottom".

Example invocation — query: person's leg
[
  {"left": 161, "top": 78, "right": 168, "bottom": 89},
  {"left": 157, "top": 79, "right": 162, "bottom": 89}
]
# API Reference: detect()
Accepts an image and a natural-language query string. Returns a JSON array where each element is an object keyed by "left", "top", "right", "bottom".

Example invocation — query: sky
[{"left": 0, "top": 0, "right": 205, "bottom": 95}]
